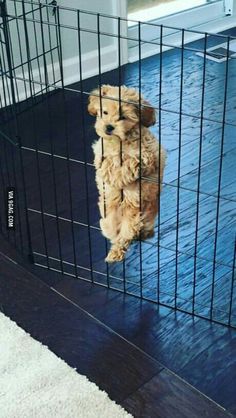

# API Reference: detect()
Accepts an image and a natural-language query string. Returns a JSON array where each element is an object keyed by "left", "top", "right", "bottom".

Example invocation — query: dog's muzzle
[{"left": 105, "top": 124, "right": 114, "bottom": 135}]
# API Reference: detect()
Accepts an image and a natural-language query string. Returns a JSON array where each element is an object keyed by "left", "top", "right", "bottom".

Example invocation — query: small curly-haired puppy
[{"left": 88, "top": 85, "right": 166, "bottom": 263}]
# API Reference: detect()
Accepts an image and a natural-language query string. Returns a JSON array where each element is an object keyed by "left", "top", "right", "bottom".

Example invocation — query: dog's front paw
[
  {"left": 105, "top": 247, "right": 126, "bottom": 263},
  {"left": 140, "top": 229, "right": 155, "bottom": 240},
  {"left": 99, "top": 158, "right": 113, "bottom": 184}
]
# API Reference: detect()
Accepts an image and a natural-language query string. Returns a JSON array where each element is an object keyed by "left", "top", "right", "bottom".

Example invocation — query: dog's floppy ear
[
  {"left": 88, "top": 85, "right": 110, "bottom": 116},
  {"left": 88, "top": 88, "right": 99, "bottom": 116},
  {"left": 141, "top": 100, "right": 156, "bottom": 127}
]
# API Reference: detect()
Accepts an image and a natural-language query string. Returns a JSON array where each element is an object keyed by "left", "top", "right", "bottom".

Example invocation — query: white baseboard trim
[{"left": 0, "top": 44, "right": 118, "bottom": 107}]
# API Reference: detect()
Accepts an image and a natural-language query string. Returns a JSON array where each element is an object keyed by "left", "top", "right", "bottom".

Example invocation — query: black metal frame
[{"left": 0, "top": 0, "right": 235, "bottom": 327}]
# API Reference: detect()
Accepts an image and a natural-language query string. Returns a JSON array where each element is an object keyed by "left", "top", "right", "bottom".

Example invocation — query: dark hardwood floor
[
  {"left": 50, "top": 273, "right": 236, "bottom": 415},
  {"left": 3, "top": 233, "right": 236, "bottom": 405},
  {"left": 0, "top": 254, "right": 162, "bottom": 405},
  {"left": 122, "top": 370, "right": 232, "bottom": 418},
  {"left": 0, "top": 242, "right": 234, "bottom": 418}
]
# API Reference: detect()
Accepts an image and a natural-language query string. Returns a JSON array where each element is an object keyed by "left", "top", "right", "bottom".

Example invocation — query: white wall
[{"left": 0, "top": 0, "right": 128, "bottom": 105}]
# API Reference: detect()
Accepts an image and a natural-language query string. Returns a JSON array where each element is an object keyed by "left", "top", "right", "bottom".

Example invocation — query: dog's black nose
[{"left": 106, "top": 124, "right": 114, "bottom": 133}]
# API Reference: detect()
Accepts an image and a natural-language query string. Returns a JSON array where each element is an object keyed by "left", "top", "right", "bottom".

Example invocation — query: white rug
[{"left": 0, "top": 312, "right": 133, "bottom": 418}]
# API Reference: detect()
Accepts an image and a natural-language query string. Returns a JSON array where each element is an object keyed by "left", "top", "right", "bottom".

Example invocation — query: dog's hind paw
[{"left": 105, "top": 247, "right": 126, "bottom": 263}]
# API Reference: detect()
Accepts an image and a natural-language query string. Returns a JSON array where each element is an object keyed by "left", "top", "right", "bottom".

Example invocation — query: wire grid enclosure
[{"left": 0, "top": 0, "right": 235, "bottom": 327}]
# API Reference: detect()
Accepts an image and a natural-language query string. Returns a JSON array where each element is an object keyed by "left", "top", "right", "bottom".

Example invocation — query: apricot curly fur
[{"left": 88, "top": 85, "right": 166, "bottom": 262}]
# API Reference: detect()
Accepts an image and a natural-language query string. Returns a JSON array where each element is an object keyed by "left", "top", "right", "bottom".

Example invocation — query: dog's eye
[
  {"left": 119, "top": 115, "right": 126, "bottom": 120},
  {"left": 103, "top": 111, "right": 108, "bottom": 115}
]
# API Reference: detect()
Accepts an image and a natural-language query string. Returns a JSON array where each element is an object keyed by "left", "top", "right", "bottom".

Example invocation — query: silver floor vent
[{"left": 196, "top": 39, "right": 236, "bottom": 62}]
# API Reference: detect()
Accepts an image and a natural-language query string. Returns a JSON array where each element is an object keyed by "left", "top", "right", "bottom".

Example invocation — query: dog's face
[{"left": 88, "top": 85, "right": 156, "bottom": 141}]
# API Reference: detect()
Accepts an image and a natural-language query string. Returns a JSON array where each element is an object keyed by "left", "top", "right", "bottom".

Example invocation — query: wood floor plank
[
  {"left": 0, "top": 254, "right": 163, "bottom": 403},
  {"left": 188, "top": 270, "right": 236, "bottom": 326},
  {"left": 52, "top": 277, "right": 236, "bottom": 414},
  {"left": 144, "top": 252, "right": 231, "bottom": 307},
  {"left": 122, "top": 369, "right": 233, "bottom": 418},
  {"left": 53, "top": 278, "right": 231, "bottom": 371},
  {"left": 172, "top": 149, "right": 236, "bottom": 200},
  {"left": 179, "top": 332, "right": 236, "bottom": 415}
]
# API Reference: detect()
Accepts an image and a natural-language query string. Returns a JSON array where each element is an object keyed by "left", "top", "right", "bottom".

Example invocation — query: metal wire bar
[
  {"left": 228, "top": 238, "right": 236, "bottom": 326},
  {"left": 30, "top": 0, "right": 43, "bottom": 90},
  {"left": 13, "top": 0, "right": 28, "bottom": 100},
  {"left": 21, "top": 0, "right": 49, "bottom": 266},
  {"left": 138, "top": 22, "right": 143, "bottom": 298},
  {"left": 0, "top": 29, "right": 13, "bottom": 110},
  {"left": 77, "top": 9, "right": 94, "bottom": 282},
  {"left": 0, "top": 205, "right": 2, "bottom": 235},
  {"left": 174, "top": 29, "right": 184, "bottom": 309},
  {"left": 39, "top": 2, "right": 64, "bottom": 274},
  {"left": 0, "top": 77, "right": 4, "bottom": 109},
  {"left": 45, "top": 2, "right": 57, "bottom": 85},
  {"left": 210, "top": 37, "right": 230, "bottom": 321},
  {"left": 55, "top": 5, "right": 78, "bottom": 277},
  {"left": 192, "top": 34, "right": 207, "bottom": 314},
  {"left": 97, "top": 13, "right": 110, "bottom": 284},
  {"left": 157, "top": 24, "right": 163, "bottom": 304},
  {"left": 117, "top": 16, "right": 126, "bottom": 292}
]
